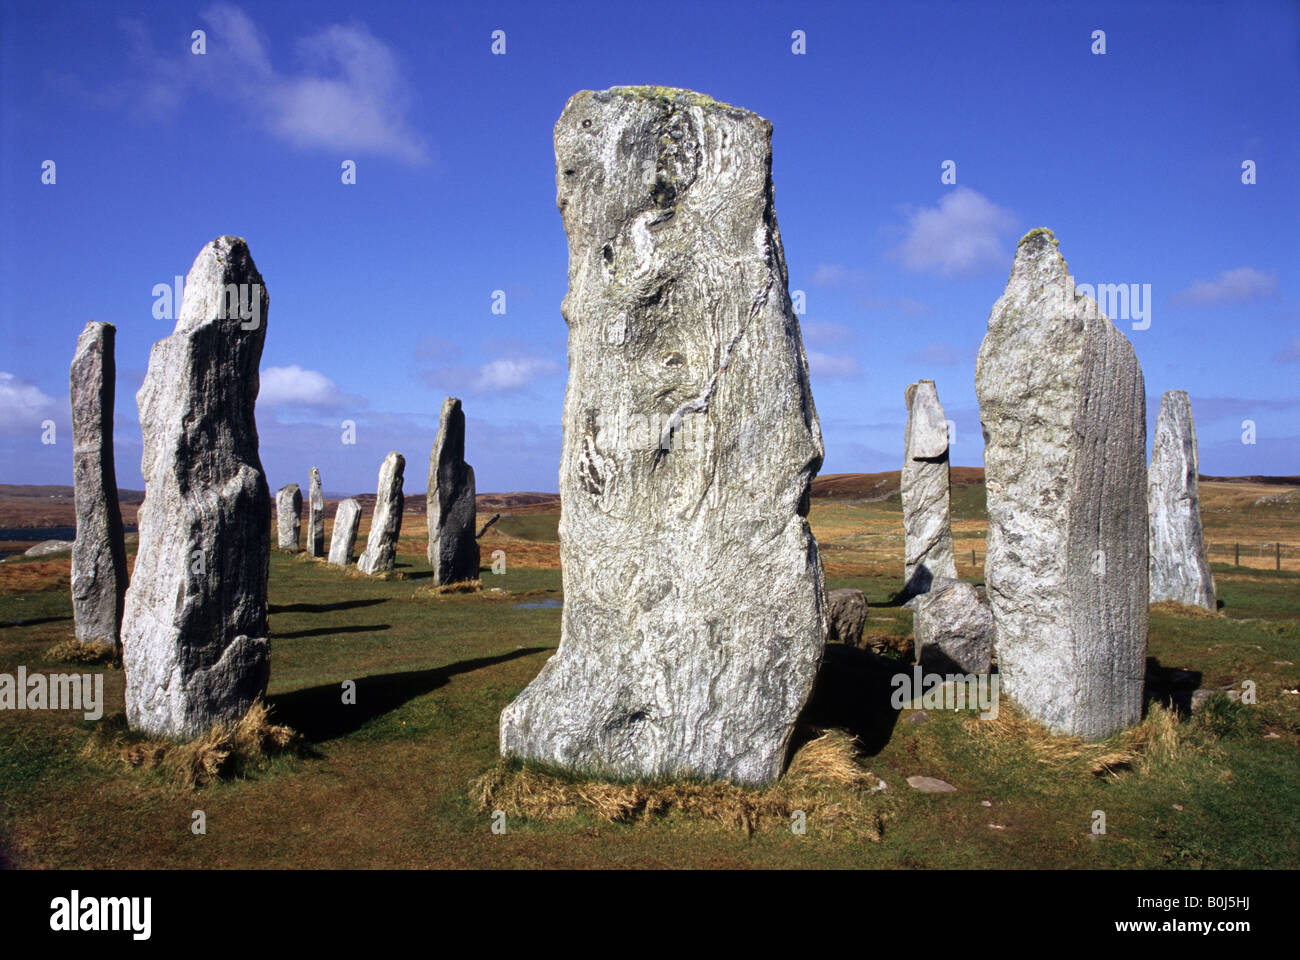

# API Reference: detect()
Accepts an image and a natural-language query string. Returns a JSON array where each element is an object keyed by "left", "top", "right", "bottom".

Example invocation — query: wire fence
[{"left": 958, "top": 544, "right": 1293, "bottom": 571}]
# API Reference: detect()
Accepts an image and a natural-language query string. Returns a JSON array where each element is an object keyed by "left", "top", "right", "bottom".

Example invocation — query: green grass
[{"left": 0, "top": 508, "right": 1297, "bottom": 869}]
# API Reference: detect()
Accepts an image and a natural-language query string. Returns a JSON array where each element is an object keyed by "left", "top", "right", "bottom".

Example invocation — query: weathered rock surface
[
  {"left": 25, "top": 540, "right": 73, "bottom": 557},
  {"left": 427, "top": 397, "right": 479, "bottom": 584},
  {"left": 307, "top": 467, "right": 325, "bottom": 558},
  {"left": 912, "top": 577, "right": 992, "bottom": 674},
  {"left": 357, "top": 452, "right": 404, "bottom": 575},
  {"left": 1149, "top": 391, "right": 1215, "bottom": 609},
  {"left": 902, "top": 380, "right": 956, "bottom": 596},
  {"left": 327, "top": 498, "right": 362, "bottom": 567},
  {"left": 121, "top": 236, "right": 271, "bottom": 739},
  {"left": 276, "top": 484, "right": 301, "bottom": 551},
  {"left": 70, "top": 321, "right": 129, "bottom": 651},
  {"left": 975, "top": 228, "right": 1147, "bottom": 740},
  {"left": 826, "top": 589, "right": 868, "bottom": 646},
  {"left": 499, "top": 87, "right": 827, "bottom": 786},
  {"left": 907, "top": 775, "right": 956, "bottom": 793}
]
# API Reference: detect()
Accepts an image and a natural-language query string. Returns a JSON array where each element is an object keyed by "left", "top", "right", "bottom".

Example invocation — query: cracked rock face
[
  {"left": 357, "top": 452, "right": 404, "bottom": 575},
  {"left": 427, "top": 397, "right": 479, "bottom": 584},
  {"left": 912, "top": 578, "right": 992, "bottom": 675},
  {"left": 70, "top": 321, "right": 128, "bottom": 651},
  {"left": 975, "top": 229, "right": 1147, "bottom": 740},
  {"left": 499, "top": 87, "right": 827, "bottom": 786},
  {"left": 901, "top": 380, "right": 956, "bottom": 597},
  {"left": 276, "top": 484, "right": 302, "bottom": 551},
  {"left": 122, "top": 236, "right": 271, "bottom": 739},
  {"left": 328, "top": 498, "right": 362, "bottom": 567},
  {"left": 307, "top": 467, "right": 325, "bottom": 558},
  {"left": 1149, "top": 391, "right": 1215, "bottom": 609}
]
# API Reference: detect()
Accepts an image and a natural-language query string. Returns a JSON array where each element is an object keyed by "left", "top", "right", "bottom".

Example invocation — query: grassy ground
[{"left": 1, "top": 487, "right": 1296, "bottom": 869}]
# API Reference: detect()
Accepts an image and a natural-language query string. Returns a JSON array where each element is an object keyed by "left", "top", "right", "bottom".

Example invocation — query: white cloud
[
  {"left": 259, "top": 365, "right": 343, "bottom": 407},
  {"left": 891, "top": 187, "right": 1015, "bottom": 276},
  {"left": 907, "top": 343, "right": 964, "bottom": 366},
  {"left": 1173, "top": 267, "right": 1278, "bottom": 305},
  {"left": 806, "top": 351, "right": 861, "bottom": 380},
  {"left": 0, "top": 372, "right": 60, "bottom": 435},
  {"left": 810, "top": 264, "right": 867, "bottom": 288},
  {"left": 98, "top": 5, "right": 428, "bottom": 164},
  {"left": 800, "top": 320, "right": 859, "bottom": 347},
  {"left": 474, "top": 357, "right": 559, "bottom": 392}
]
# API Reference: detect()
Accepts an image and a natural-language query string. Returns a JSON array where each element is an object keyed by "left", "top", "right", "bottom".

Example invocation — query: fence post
[
  {"left": 971, "top": 548, "right": 976, "bottom": 567},
  {"left": 1278, "top": 541, "right": 1282, "bottom": 572},
  {"left": 1235, "top": 542, "right": 1239, "bottom": 567}
]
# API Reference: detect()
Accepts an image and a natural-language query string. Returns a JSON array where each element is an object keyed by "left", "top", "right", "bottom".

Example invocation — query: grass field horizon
[{"left": 1, "top": 471, "right": 1296, "bottom": 869}]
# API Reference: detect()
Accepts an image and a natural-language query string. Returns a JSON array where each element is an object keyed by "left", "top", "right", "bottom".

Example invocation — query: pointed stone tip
[
  {"left": 1017, "top": 227, "right": 1058, "bottom": 249},
  {"left": 583, "top": 86, "right": 760, "bottom": 122}
]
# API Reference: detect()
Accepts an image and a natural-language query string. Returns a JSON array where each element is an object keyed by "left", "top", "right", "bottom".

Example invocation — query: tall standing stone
[
  {"left": 357, "top": 452, "right": 405, "bottom": 575},
  {"left": 901, "top": 379, "right": 956, "bottom": 597},
  {"left": 427, "top": 397, "right": 479, "bottom": 584},
  {"left": 327, "top": 498, "right": 362, "bottom": 567},
  {"left": 121, "top": 236, "right": 271, "bottom": 738},
  {"left": 499, "top": 87, "right": 827, "bottom": 786},
  {"left": 1149, "top": 391, "right": 1216, "bottom": 609},
  {"left": 975, "top": 228, "right": 1147, "bottom": 740},
  {"left": 276, "top": 484, "right": 302, "bottom": 551},
  {"left": 307, "top": 467, "right": 325, "bottom": 557},
  {"left": 70, "top": 321, "right": 128, "bottom": 652}
]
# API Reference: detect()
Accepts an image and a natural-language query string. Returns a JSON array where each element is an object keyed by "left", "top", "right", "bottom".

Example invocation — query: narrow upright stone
[
  {"left": 1149, "top": 391, "right": 1216, "bottom": 609},
  {"left": 328, "top": 498, "right": 362, "bottom": 566},
  {"left": 427, "top": 397, "right": 479, "bottom": 584},
  {"left": 975, "top": 228, "right": 1147, "bottom": 740},
  {"left": 357, "top": 452, "right": 405, "bottom": 575},
  {"left": 69, "top": 321, "right": 128, "bottom": 652},
  {"left": 307, "top": 467, "right": 325, "bottom": 557},
  {"left": 499, "top": 87, "right": 827, "bottom": 786},
  {"left": 121, "top": 236, "right": 271, "bottom": 739},
  {"left": 901, "top": 379, "right": 956, "bottom": 597},
  {"left": 276, "top": 484, "right": 302, "bottom": 551}
]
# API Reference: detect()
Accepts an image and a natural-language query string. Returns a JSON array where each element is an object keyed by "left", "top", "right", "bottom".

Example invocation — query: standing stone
[
  {"left": 975, "top": 228, "right": 1147, "bottom": 740},
  {"left": 276, "top": 484, "right": 302, "bottom": 551},
  {"left": 357, "top": 452, "right": 405, "bottom": 575},
  {"left": 327, "top": 498, "right": 362, "bottom": 566},
  {"left": 912, "top": 577, "right": 992, "bottom": 674},
  {"left": 427, "top": 397, "right": 479, "bottom": 584},
  {"left": 121, "top": 236, "right": 271, "bottom": 739},
  {"left": 70, "top": 321, "right": 128, "bottom": 652},
  {"left": 901, "top": 379, "right": 957, "bottom": 597},
  {"left": 499, "top": 87, "right": 827, "bottom": 786},
  {"left": 826, "top": 589, "right": 869, "bottom": 646},
  {"left": 307, "top": 467, "right": 325, "bottom": 558},
  {"left": 1149, "top": 391, "right": 1216, "bottom": 609}
]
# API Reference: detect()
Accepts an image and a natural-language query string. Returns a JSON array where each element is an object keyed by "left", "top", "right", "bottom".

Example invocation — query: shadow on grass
[
  {"left": 0, "top": 616, "right": 72, "bottom": 629},
  {"left": 269, "top": 599, "right": 389, "bottom": 615},
  {"left": 274, "top": 624, "right": 391, "bottom": 640},
  {"left": 1144, "top": 656, "right": 1203, "bottom": 719},
  {"left": 795, "top": 643, "right": 902, "bottom": 756},
  {"left": 268, "top": 647, "right": 551, "bottom": 742}
]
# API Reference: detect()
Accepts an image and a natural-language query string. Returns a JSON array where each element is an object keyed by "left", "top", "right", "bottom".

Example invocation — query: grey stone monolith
[
  {"left": 121, "top": 236, "right": 271, "bottom": 738},
  {"left": 1149, "top": 391, "right": 1216, "bottom": 609},
  {"left": 499, "top": 87, "right": 827, "bottom": 786},
  {"left": 975, "top": 228, "right": 1147, "bottom": 740},
  {"left": 901, "top": 379, "right": 956, "bottom": 597},
  {"left": 912, "top": 577, "right": 992, "bottom": 675},
  {"left": 427, "top": 397, "right": 479, "bottom": 584},
  {"left": 327, "top": 498, "right": 362, "bottom": 567},
  {"left": 357, "top": 452, "right": 404, "bottom": 575},
  {"left": 307, "top": 467, "right": 325, "bottom": 557},
  {"left": 70, "top": 321, "right": 128, "bottom": 652},
  {"left": 276, "top": 484, "right": 301, "bottom": 551}
]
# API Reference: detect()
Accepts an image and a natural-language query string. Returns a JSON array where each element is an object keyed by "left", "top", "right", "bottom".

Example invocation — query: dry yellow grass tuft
[
  {"left": 1149, "top": 601, "right": 1222, "bottom": 620},
  {"left": 965, "top": 702, "right": 1184, "bottom": 778},
  {"left": 413, "top": 579, "right": 482, "bottom": 599},
  {"left": 470, "top": 730, "right": 887, "bottom": 838},
  {"left": 45, "top": 638, "right": 116, "bottom": 664},
  {"left": 82, "top": 698, "right": 300, "bottom": 790}
]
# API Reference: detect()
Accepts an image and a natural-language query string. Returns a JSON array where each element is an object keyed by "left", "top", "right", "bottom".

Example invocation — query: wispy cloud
[
  {"left": 1172, "top": 267, "right": 1278, "bottom": 305},
  {"left": 906, "top": 342, "right": 965, "bottom": 366},
  {"left": 889, "top": 187, "right": 1015, "bottom": 276},
  {"left": 65, "top": 5, "right": 429, "bottom": 164},
  {"left": 806, "top": 351, "right": 861, "bottom": 380},
  {"left": 0, "top": 373, "right": 61, "bottom": 436},
  {"left": 474, "top": 357, "right": 559, "bottom": 392},
  {"left": 800, "top": 320, "right": 860, "bottom": 347},
  {"left": 810, "top": 264, "right": 868, "bottom": 288},
  {"left": 1274, "top": 336, "right": 1300, "bottom": 364},
  {"left": 259, "top": 365, "right": 350, "bottom": 409}
]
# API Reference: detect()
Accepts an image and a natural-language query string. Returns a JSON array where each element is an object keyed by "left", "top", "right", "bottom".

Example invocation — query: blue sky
[{"left": 2, "top": 0, "right": 1297, "bottom": 495}]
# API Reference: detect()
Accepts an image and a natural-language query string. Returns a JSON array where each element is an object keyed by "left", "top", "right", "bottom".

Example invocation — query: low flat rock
[
  {"left": 25, "top": 540, "right": 73, "bottom": 557},
  {"left": 907, "top": 775, "right": 956, "bottom": 793},
  {"left": 913, "top": 577, "right": 992, "bottom": 675}
]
